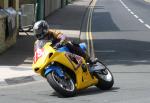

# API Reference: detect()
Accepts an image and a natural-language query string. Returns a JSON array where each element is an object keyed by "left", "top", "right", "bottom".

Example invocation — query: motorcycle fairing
[{"left": 32, "top": 42, "right": 98, "bottom": 90}]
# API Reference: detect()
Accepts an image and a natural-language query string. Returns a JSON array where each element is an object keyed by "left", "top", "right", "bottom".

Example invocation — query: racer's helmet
[{"left": 33, "top": 20, "right": 49, "bottom": 40}]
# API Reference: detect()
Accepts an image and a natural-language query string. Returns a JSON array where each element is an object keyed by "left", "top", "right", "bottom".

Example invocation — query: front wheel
[
  {"left": 46, "top": 71, "right": 76, "bottom": 97},
  {"left": 94, "top": 61, "right": 114, "bottom": 90}
]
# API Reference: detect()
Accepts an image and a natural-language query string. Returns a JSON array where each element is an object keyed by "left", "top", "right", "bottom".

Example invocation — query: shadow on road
[
  {"left": 92, "top": 12, "right": 120, "bottom": 32},
  {"left": 49, "top": 87, "right": 120, "bottom": 98},
  {"left": 46, "top": 5, "right": 87, "bottom": 31},
  {"left": 0, "top": 35, "right": 35, "bottom": 66},
  {"left": 77, "top": 87, "right": 119, "bottom": 96},
  {"left": 94, "top": 39, "right": 150, "bottom": 66}
]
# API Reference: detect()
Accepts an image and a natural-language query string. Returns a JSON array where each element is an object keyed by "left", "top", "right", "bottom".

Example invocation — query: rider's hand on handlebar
[{"left": 54, "top": 40, "right": 70, "bottom": 49}]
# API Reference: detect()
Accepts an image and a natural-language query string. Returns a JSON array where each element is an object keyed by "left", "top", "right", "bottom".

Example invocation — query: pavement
[{"left": 0, "top": 0, "right": 93, "bottom": 86}]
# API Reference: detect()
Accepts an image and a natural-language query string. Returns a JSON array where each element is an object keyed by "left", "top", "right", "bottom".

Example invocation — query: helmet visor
[
  {"left": 33, "top": 28, "right": 43, "bottom": 35},
  {"left": 33, "top": 28, "right": 45, "bottom": 39}
]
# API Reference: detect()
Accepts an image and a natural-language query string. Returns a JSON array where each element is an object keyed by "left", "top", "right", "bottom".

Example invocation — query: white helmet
[{"left": 33, "top": 20, "right": 49, "bottom": 40}]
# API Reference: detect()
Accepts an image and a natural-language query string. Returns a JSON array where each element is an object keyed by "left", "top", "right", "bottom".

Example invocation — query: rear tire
[{"left": 46, "top": 71, "right": 76, "bottom": 97}]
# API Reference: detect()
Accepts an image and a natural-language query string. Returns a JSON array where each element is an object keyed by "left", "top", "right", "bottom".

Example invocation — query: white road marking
[
  {"left": 145, "top": 24, "right": 150, "bottom": 29},
  {"left": 130, "top": 11, "right": 134, "bottom": 15},
  {"left": 138, "top": 19, "right": 144, "bottom": 23},
  {"left": 134, "top": 15, "right": 139, "bottom": 19},
  {"left": 127, "top": 8, "right": 131, "bottom": 12},
  {"left": 120, "top": 0, "right": 150, "bottom": 30}
]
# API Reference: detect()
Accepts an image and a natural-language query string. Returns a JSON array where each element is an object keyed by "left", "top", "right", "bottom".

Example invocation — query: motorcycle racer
[{"left": 33, "top": 20, "right": 97, "bottom": 64}]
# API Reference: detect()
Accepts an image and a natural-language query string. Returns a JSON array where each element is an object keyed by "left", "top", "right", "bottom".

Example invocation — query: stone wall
[
  {"left": 0, "top": 9, "right": 17, "bottom": 54},
  {"left": 0, "top": 16, "right": 6, "bottom": 53}
]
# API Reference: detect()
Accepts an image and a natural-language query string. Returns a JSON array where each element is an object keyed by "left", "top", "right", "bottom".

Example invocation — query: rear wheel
[
  {"left": 46, "top": 71, "right": 76, "bottom": 97},
  {"left": 94, "top": 61, "right": 114, "bottom": 90}
]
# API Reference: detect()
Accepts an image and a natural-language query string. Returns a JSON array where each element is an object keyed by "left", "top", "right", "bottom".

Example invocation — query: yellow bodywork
[{"left": 32, "top": 42, "right": 98, "bottom": 90}]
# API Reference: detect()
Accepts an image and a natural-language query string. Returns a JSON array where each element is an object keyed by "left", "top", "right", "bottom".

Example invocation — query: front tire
[
  {"left": 46, "top": 71, "right": 76, "bottom": 97},
  {"left": 94, "top": 61, "right": 114, "bottom": 90}
]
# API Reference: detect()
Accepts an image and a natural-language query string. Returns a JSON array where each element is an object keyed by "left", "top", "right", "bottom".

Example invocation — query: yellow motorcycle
[{"left": 32, "top": 40, "right": 114, "bottom": 97}]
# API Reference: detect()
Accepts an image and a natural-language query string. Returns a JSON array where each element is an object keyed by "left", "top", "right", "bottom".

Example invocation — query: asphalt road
[
  {"left": 92, "top": 0, "right": 150, "bottom": 64},
  {"left": 92, "top": 0, "right": 150, "bottom": 102},
  {"left": 1, "top": 0, "right": 150, "bottom": 102}
]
